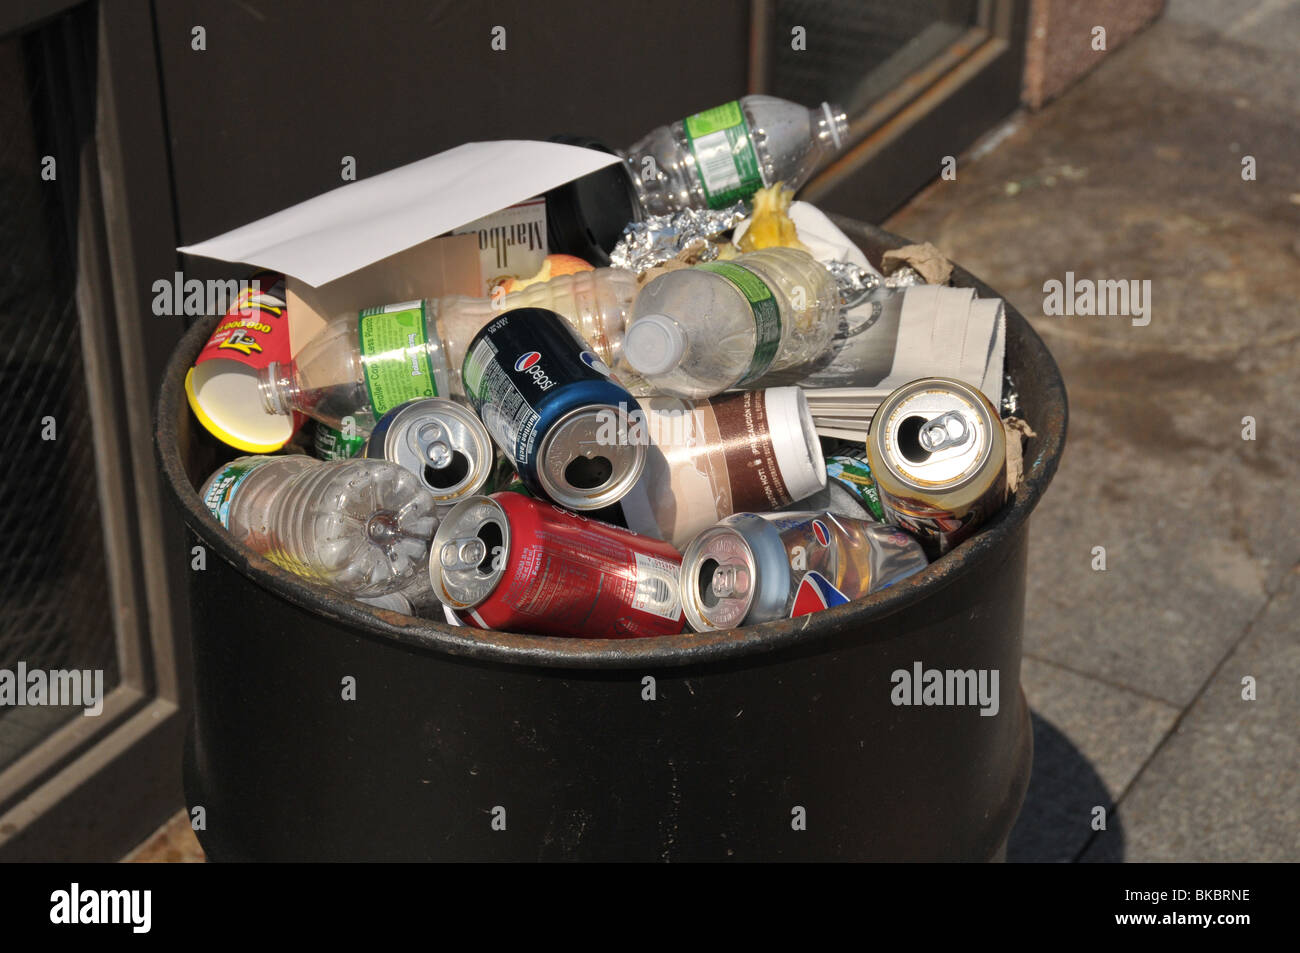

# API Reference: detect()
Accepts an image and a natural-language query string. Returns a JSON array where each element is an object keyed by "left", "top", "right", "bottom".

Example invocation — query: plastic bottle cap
[
  {"left": 822, "top": 102, "right": 845, "bottom": 151},
  {"left": 624, "top": 315, "right": 685, "bottom": 376}
]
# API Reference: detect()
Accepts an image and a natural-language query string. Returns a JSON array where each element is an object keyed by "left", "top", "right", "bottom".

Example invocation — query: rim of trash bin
[{"left": 155, "top": 223, "right": 1067, "bottom": 671}]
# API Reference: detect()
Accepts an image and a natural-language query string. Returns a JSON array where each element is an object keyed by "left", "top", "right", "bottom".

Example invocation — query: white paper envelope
[{"left": 177, "top": 140, "right": 623, "bottom": 287}]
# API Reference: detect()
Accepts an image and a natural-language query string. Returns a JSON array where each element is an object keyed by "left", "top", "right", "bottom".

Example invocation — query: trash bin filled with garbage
[{"left": 156, "top": 96, "right": 1066, "bottom": 861}]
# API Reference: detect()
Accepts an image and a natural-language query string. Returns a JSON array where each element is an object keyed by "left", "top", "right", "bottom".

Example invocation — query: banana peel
[{"left": 736, "top": 182, "right": 807, "bottom": 253}]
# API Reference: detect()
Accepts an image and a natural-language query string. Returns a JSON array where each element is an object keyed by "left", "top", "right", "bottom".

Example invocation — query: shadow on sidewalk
[{"left": 1010, "top": 712, "right": 1124, "bottom": 862}]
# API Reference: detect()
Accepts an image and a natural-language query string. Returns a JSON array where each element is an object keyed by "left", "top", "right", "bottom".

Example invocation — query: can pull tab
[
  {"left": 418, "top": 423, "right": 453, "bottom": 469},
  {"left": 918, "top": 411, "right": 970, "bottom": 453},
  {"left": 440, "top": 536, "right": 487, "bottom": 571},
  {"left": 711, "top": 565, "right": 750, "bottom": 599}
]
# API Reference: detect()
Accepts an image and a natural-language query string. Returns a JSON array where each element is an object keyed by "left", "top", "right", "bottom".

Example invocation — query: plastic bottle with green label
[
  {"left": 623, "top": 247, "right": 839, "bottom": 399},
  {"left": 259, "top": 300, "right": 451, "bottom": 436},
  {"left": 622, "top": 96, "right": 849, "bottom": 215},
  {"left": 258, "top": 269, "right": 638, "bottom": 436}
]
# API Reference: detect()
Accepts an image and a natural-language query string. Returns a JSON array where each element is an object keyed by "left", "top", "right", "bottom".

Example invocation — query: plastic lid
[
  {"left": 185, "top": 364, "right": 294, "bottom": 453},
  {"left": 544, "top": 135, "right": 642, "bottom": 266},
  {"left": 765, "top": 386, "right": 827, "bottom": 502},
  {"left": 624, "top": 315, "right": 685, "bottom": 376}
]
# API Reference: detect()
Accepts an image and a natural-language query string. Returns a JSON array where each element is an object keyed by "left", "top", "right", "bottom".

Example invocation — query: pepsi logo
[
  {"left": 580, "top": 350, "right": 611, "bottom": 376},
  {"left": 514, "top": 351, "right": 542, "bottom": 372},
  {"left": 791, "top": 571, "right": 849, "bottom": 617},
  {"left": 812, "top": 520, "right": 831, "bottom": 546}
]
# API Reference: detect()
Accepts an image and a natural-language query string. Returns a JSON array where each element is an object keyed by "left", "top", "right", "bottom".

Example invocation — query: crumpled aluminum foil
[
  {"left": 824, "top": 261, "right": 925, "bottom": 310},
  {"left": 882, "top": 265, "right": 923, "bottom": 288},
  {"left": 609, "top": 203, "right": 748, "bottom": 274},
  {"left": 824, "top": 259, "right": 880, "bottom": 309},
  {"left": 611, "top": 202, "right": 931, "bottom": 309},
  {"left": 1000, "top": 372, "right": 1020, "bottom": 417}
]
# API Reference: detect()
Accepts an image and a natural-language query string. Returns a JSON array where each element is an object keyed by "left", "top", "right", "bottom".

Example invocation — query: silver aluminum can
[{"left": 365, "top": 398, "right": 494, "bottom": 508}]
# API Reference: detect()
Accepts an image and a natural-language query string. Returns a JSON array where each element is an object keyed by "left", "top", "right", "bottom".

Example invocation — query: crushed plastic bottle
[
  {"left": 201, "top": 455, "right": 438, "bottom": 597},
  {"left": 258, "top": 269, "right": 638, "bottom": 434},
  {"left": 624, "top": 96, "right": 849, "bottom": 215},
  {"left": 623, "top": 246, "right": 839, "bottom": 398}
]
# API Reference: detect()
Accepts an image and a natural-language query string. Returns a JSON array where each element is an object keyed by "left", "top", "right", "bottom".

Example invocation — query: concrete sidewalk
[{"left": 885, "top": 0, "right": 1300, "bottom": 861}]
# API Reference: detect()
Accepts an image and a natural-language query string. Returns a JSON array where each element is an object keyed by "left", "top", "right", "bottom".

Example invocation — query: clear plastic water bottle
[
  {"left": 200, "top": 455, "right": 439, "bottom": 597},
  {"left": 258, "top": 269, "right": 638, "bottom": 434},
  {"left": 624, "top": 96, "right": 849, "bottom": 215},
  {"left": 623, "top": 247, "right": 840, "bottom": 398},
  {"left": 437, "top": 267, "right": 639, "bottom": 391}
]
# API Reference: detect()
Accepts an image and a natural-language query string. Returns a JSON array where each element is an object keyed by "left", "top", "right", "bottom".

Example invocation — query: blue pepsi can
[{"left": 461, "top": 308, "right": 645, "bottom": 511}]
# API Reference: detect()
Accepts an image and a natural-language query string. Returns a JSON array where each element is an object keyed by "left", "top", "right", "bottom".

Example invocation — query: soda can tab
[
  {"left": 429, "top": 492, "right": 685, "bottom": 639},
  {"left": 365, "top": 397, "right": 494, "bottom": 508},
  {"left": 185, "top": 273, "right": 304, "bottom": 452},
  {"left": 865, "top": 377, "right": 1007, "bottom": 559},
  {"left": 679, "top": 511, "right": 928, "bottom": 632},
  {"left": 461, "top": 308, "right": 646, "bottom": 511},
  {"left": 312, "top": 420, "right": 367, "bottom": 461},
  {"left": 629, "top": 387, "right": 826, "bottom": 546}
]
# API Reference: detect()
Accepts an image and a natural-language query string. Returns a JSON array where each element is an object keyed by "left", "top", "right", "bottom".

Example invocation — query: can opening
[
  {"left": 475, "top": 520, "right": 503, "bottom": 574},
  {"left": 897, "top": 416, "right": 934, "bottom": 464},
  {"left": 564, "top": 455, "right": 614, "bottom": 490},
  {"left": 697, "top": 558, "right": 721, "bottom": 609},
  {"left": 423, "top": 451, "right": 471, "bottom": 491}
]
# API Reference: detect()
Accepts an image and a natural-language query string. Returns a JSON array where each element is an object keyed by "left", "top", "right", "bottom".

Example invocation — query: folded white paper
[
  {"left": 177, "top": 140, "right": 623, "bottom": 287},
  {"left": 746, "top": 207, "right": 1005, "bottom": 417}
]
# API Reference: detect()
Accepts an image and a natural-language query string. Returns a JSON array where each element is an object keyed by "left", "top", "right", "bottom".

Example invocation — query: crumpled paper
[
  {"left": 881, "top": 242, "right": 953, "bottom": 285},
  {"left": 1003, "top": 416, "right": 1037, "bottom": 493}
]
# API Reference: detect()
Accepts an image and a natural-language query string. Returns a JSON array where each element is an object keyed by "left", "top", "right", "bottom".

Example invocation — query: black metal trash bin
[{"left": 156, "top": 221, "right": 1066, "bottom": 861}]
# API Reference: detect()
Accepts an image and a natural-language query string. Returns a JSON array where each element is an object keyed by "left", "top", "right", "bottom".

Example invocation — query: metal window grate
[
  {"left": 766, "top": 0, "right": 979, "bottom": 117},
  {"left": 0, "top": 31, "right": 119, "bottom": 771}
]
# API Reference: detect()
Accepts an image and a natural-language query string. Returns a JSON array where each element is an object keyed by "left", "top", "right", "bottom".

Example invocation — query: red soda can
[{"left": 428, "top": 492, "right": 685, "bottom": 638}]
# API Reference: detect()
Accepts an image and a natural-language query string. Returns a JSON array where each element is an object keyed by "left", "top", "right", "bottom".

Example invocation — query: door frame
[
  {"left": 748, "top": 0, "right": 1029, "bottom": 221},
  {"left": 0, "top": 0, "right": 189, "bottom": 861}
]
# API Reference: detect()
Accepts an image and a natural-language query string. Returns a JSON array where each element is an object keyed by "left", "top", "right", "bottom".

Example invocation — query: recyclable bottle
[
  {"left": 257, "top": 268, "right": 639, "bottom": 435},
  {"left": 200, "top": 455, "right": 439, "bottom": 597},
  {"left": 622, "top": 247, "right": 840, "bottom": 399},
  {"left": 623, "top": 96, "right": 849, "bottom": 215}
]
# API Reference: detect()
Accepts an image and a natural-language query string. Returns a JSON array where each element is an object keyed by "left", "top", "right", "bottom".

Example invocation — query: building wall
[{"left": 1022, "top": 0, "right": 1165, "bottom": 108}]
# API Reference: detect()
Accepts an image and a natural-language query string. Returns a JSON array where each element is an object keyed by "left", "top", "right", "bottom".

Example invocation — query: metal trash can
[{"left": 155, "top": 220, "right": 1066, "bottom": 861}]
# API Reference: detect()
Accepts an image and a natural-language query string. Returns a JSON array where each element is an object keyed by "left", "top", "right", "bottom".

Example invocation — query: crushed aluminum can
[{"left": 679, "top": 511, "right": 928, "bottom": 631}]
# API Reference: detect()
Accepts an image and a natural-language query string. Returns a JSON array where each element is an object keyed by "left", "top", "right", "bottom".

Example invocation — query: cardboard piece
[{"left": 285, "top": 233, "right": 482, "bottom": 355}]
